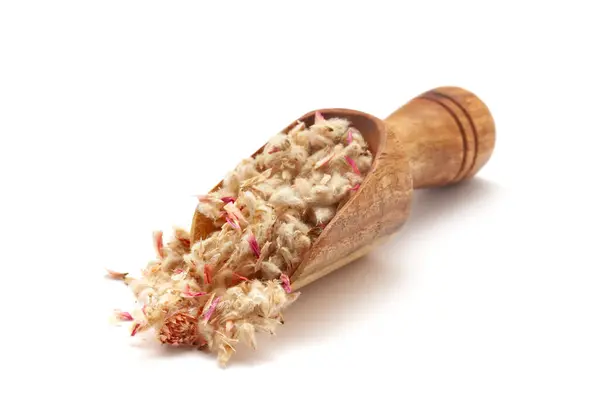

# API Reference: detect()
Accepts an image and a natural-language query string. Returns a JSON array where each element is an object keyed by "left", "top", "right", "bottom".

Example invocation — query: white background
[{"left": 1, "top": 1, "right": 599, "bottom": 399}]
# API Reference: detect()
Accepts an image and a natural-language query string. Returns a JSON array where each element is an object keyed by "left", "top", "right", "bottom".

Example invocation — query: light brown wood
[
  {"left": 191, "top": 86, "right": 496, "bottom": 290},
  {"left": 384, "top": 86, "right": 495, "bottom": 189}
]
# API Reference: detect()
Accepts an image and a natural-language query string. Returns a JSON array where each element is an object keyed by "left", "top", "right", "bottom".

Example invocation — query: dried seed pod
[{"left": 159, "top": 312, "right": 201, "bottom": 346}]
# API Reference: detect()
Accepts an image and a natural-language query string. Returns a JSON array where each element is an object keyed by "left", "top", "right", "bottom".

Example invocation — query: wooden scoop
[{"left": 191, "top": 86, "right": 495, "bottom": 290}]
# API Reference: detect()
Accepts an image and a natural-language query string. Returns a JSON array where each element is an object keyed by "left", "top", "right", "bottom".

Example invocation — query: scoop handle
[{"left": 384, "top": 86, "right": 496, "bottom": 189}]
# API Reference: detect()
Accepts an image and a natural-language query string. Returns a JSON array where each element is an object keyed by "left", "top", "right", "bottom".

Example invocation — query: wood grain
[
  {"left": 385, "top": 86, "right": 496, "bottom": 188},
  {"left": 190, "top": 86, "right": 496, "bottom": 290}
]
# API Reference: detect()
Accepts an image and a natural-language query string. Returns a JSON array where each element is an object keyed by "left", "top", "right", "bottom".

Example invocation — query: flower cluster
[{"left": 108, "top": 114, "right": 373, "bottom": 365}]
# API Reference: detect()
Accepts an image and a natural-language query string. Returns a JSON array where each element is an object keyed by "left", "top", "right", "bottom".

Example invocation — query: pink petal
[
  {"left": 315, "top": 111, "right": 325, "bottom": 124},
  {"left": 225, "top": 216, "right": 240, "bottom": 231},
  {"left": 183, "top": 285, "right": 207, "bottom": 297},
  {"left": 344, "top": 155, "right": 361, "bottom": 175},
  {"left": 204, "top": 264, "right": 212, "bottom": 284},
  {"left": 221, "top": 196, "right": 235, "bottom": 204},
  {"left": 232, "top": 272, "right": 249, "bottom": 282},
  {"left": 114, "top": 310, "right": 134, "bottom": 321},
  {"left": 280, "top": 274, "right": 292, "bottom": 294},
  {"left": 346, "top": 128, "right": 354, "bottom": 144},
  {"left": 175, "top": 232, "right": 190, "bottom": 248},
  {"left": 153, "top": 231, "right": 165, "bottom": 259},
  {"left": 350, "top": 183, "right": 360, "bottom": 191},
  {"left": 131, "top": 323, "right": 142, "bottom": 336},
  {"left": 315, "top": 152, "right": 335, "bottom": 169},
  {"left": 203, "top": 296, "right": 221, "bottom": 322},
  {"left": 248, "top": 233, "right": 260, "bottom": 258},
  {"left": 105, "top": 269, "right": 128, "bottom": 280},
  {"left": 224, "top": 202, "right": 248, "bottom": 225}
]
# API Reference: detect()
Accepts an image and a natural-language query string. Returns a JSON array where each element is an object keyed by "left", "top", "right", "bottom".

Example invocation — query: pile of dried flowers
[{"left": 108, "top": 113, "right": 373, "bottom": 366}]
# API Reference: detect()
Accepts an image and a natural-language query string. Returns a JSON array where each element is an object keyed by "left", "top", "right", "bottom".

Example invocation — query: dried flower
[
  {"left": 197, "top": 194, "right": 219, "bottom": 203},
  {"left": 114, "top": 310, "right": 134, "bottom": 321},
  {"left": 153, "top": 231, "right": 165, "bottom": 259},
  {"left": 105, "top": 269, "right": 128, "bottom": 280},
  {"left": 236, "top": 322, "right": 257, "bottom": 349},
  {"left": 131, "top": 323, "right": 142, "bottom": 336},
  {"left": 202, "top": 296, "right": 221, "bottom": 322},
  {"left": 315, "top": 151, "right": 335, "bottom": 169},
  {"left": 159, "top": 312, "right": 201, "bottom": 345},
  {"left": 232, "top": 272, "right": 249, "bottom": 282},
  {"left": 174, "top": 228, "right": 191, "bottom": 248},
  {"left": 182, "top": 285, "right": 207, "bottom": 298},
  {"left": 280, "top": 274, "right": 292, "bottom": 293},
  {"left": 248, "top": 233, "right": 260, "bottom": 258},
  {"left": 225, "top": 216, "right": 241, "bottom": 231},
  {"left": 346, "top": 127, "right": 354, "bottom": 144},
  {"left": 204, "top": 264, "right": 212, "bottom": 284},
  {"left": 344, "top": 155, "right": 361, "bottom": 175},
  {"left": 315, "top": 111, "right": 325, "bottom": 124},
  {"left": 108, "top": 114, "right": 373, "bottom": 366},
  {"left": 217, "top": 337, "right": 236, "bottom": 367},
  {"left": 224, "top": 202, "right": 248, "bottom": 226},
  {"left": 269, "top": 186, "right": 304, "bottom": 208}
]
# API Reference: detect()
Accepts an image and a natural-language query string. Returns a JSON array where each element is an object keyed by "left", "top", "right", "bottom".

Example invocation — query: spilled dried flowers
[{"left": 108, "top": 113, "right": 373, "bottom": 366}]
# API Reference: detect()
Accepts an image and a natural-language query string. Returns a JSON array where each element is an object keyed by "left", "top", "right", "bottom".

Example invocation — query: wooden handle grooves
[
  {"left": 384, "top": 86, "right": 495, "bottom": 188},
  {"left": 418, "top": 90, "right": 480, "bottom": 183}
]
